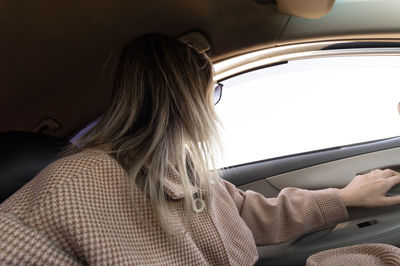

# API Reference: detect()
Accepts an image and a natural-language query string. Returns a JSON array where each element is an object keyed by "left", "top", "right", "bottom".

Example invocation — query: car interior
[{"left": 1, "top": 0, "right": 400, "bottom": 265}]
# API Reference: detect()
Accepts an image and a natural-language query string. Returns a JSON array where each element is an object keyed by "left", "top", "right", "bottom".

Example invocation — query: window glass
[{"left": 215, "top": 55, "right": 400, "bottom": 167}]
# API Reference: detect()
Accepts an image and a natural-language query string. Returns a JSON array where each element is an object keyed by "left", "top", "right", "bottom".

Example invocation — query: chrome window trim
[{"left": 213, "top": 40, "right": 400, "bottom": 81}]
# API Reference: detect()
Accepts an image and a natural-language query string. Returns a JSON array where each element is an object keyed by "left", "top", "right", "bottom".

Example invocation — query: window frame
[{"left": 214, "top": 40, "right": 400, "bottom": 81}]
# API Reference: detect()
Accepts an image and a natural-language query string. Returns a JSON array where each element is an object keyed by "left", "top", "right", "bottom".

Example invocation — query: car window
[{"left": 215, "top": 55, "right": 400, "bottom": 168}]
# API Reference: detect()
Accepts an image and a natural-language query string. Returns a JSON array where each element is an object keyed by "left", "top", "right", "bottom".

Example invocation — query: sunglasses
[{"left": 213, "top": 83, "right": 223, "bottom": 105}]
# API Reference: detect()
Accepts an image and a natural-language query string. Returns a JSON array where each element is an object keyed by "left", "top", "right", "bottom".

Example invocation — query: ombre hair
[{"left": 64, "top": 33, "right": 222, "bottom": 232}]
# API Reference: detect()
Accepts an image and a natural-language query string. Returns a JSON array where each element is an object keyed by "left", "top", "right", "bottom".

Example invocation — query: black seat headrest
[{"left": 0, "top": 131, "right": 70, "bottom": 203}]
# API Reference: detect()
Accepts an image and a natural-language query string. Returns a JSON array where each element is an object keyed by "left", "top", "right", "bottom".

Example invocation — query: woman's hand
[{"left": 339, "top": 169, "right": 400, "bottom": 207}]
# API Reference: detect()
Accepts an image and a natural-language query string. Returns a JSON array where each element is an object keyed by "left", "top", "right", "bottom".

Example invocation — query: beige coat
[{"left": 0, "top": 148, "right": 398, "bottom": 265}]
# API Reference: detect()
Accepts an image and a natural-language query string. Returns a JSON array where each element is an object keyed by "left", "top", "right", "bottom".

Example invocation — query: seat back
[{"left": 0, "top": 131, "right": 70, "bottom": 203}]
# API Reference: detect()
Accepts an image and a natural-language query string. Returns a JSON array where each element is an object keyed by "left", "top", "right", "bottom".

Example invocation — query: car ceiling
[{"left": 1, "top": 0, "right": 399, "bottom": 138}]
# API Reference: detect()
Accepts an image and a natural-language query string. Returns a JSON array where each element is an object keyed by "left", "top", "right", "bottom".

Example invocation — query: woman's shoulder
[
  {"left": 36, "top": 148, "right": 124, "bottom": 188},
  {"left": 51, "top": 148, "right": 120, "bottom": 176},
  {"left": 0, "top": 148, "right": 127, "bottom": 214}
]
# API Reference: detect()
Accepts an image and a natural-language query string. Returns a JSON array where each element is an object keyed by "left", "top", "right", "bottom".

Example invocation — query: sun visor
[
  {"left": 277, "top": 0, "right": 335, "bottom": 19},
  {"left": 178, "top": 31, "right": 210, "bottom": 53}
]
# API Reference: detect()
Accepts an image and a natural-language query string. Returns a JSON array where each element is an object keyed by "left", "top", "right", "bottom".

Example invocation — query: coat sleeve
[{"left": 222, "top": 179, "right": 349, "bottom": 245}]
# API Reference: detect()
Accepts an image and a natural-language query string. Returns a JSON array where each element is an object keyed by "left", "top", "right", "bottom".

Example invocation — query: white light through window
[{"left": 215, "top": 55, "right": 400, "bottom": 167}]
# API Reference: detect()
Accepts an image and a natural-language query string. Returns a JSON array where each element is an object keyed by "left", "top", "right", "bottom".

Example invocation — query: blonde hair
[{"left": 64, "top": 33, "right": 222, "bottom": 232}]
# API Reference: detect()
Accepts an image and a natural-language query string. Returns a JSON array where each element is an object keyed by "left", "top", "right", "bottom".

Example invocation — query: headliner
[{"left": 1, "top": 0, "right": 399, "bottom": 138}]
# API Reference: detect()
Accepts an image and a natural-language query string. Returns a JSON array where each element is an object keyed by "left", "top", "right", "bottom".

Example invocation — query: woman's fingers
[
  {"left": 388, "top": 174, "right": 400, "bottom": 187},
  {"left": 370, "top": 168, "right": 398, "bottom": 178},
  {"left": 380, "top": 169, "right": 399, "bottom": 178},
  {"left": 383, "top": 194, "right": 400, "bottom": 205}
]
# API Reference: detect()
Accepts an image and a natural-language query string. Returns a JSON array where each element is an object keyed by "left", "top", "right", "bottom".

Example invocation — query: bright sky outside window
[{"left": 215, "top": 55, "right": 400, "bottom": 168}]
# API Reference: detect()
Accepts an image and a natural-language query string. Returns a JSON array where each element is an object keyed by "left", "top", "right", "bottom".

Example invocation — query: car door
[{"left": 214, "top": 42, "right": 400, "bottom": 265}]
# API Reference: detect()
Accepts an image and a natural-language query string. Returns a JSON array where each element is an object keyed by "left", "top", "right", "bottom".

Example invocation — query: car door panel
[
  {"left": 254, "top": 209, "right": 400, "bottom": 265},
  {"left": 222, "top": 137, "right": 400, "bottom": 187},
  {"left": 267, "top": 147, "right": 400, "bottom": 190},
  {"left": 220, "top": 137, "right": 400, "bottom": 265}
]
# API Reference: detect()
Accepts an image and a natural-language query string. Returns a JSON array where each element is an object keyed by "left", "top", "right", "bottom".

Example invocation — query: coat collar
[
  {"left": 88, "top": 146, "right": 203, "bottom": 200},
  {"left": 163, "top": 163, "right": 204, "bottom": 200}
]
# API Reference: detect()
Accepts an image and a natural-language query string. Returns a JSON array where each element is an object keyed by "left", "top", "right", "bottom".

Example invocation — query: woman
[{"left": 1, "top": 33, "right": 400, "bottom": 265}]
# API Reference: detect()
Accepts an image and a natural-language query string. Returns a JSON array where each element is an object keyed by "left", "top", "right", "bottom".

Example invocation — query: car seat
[{"left": 0, "top": 131, "right": 70, "bottom": 203}]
